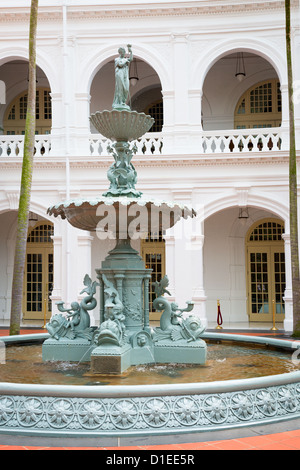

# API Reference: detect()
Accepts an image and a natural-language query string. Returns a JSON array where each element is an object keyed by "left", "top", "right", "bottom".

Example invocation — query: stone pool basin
[{"left": 0, "top": 332, "right": 300, "bottom": 438}]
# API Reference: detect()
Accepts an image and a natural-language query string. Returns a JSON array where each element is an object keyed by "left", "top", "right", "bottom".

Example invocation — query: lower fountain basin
[{"left": 0, "top": 332, "right": 300, "bottom": 438}]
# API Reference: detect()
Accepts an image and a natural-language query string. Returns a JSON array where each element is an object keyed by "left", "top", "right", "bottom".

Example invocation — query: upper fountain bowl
[{"left": 90, "top": 109, "right": 155, "bottom": 142}]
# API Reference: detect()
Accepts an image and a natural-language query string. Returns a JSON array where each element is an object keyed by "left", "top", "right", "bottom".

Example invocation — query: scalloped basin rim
[
  {"left": 90, "top": 109, "right": 155, "bottom": 141},
  {"left": 47, "top": 196, "right": 197, "bottom": 217}
]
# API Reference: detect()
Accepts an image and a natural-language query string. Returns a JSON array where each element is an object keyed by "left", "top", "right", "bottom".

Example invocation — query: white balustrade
[
  {"left": 0, "top": 128, "right": 286, "bottom": 159},
  {"left": 201, "top": 128, "right": 283, "bottom": 154},
  {"left": 0, "top": 135, "right": 51, "bottom": 158},
  {"left": 89, "top": 132, "right": 164, "bottom": 157}
]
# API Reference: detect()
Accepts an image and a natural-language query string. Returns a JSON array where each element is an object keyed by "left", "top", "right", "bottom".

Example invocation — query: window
[
  {"left": 4, "top": 88, "right": 52, "bottom": 135},
  {"left": 27, "top": 224, "right": 54, "bottom": 244},
  {"left": 8, "top": 105, "right": 16, "bottom": 121},
  {"left": 235, "top": 79, "right": 282, "bottom": 129},
  {"left": 248, "top": 221, "right": 284, "bottom": 243},
  {"left": 145, "top": 100, "right": 163, "bottom": 132},
  {"left": 250, "top": 82, "right": 272, "bottom": 114},
  {"left": 44, "top": 90, "right": 52, "bottom": 120}
]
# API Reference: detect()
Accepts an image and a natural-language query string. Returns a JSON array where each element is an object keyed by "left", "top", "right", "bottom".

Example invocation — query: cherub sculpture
[
  {"left": 46, "top": 275, "right": 99, "bottom": 341},
  {"left": 152, "top": 275, "right": 206, "bottom": 343}
]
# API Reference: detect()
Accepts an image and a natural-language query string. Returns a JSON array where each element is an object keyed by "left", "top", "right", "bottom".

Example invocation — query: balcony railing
[
  {"left": 0, "top": 127, "right": 286, "bottom": 159},
  {"left": 90, "top": 132, "right": 164, "bottom": 157},
  {"left": 201, "top": 128, "right": 283, "bottom": 154},
  {"left": 0, "top": 135, "right": 51, "bottom": 158}
]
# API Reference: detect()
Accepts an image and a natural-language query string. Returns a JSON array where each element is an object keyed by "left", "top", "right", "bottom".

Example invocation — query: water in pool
[{"left": 0, "top": 341, "right": 299, "bottom": 386}]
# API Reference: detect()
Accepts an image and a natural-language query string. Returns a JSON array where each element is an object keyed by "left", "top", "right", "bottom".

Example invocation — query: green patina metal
[{"left": 44, "top": 46, "right": 206, "bottom": 373}]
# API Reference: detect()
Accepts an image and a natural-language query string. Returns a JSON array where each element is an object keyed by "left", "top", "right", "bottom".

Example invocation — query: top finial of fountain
[{"left": 112, "top": 44, "right": 133, "bottom": 111}]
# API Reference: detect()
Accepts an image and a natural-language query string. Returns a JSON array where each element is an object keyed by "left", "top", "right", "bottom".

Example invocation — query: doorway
[
  {"left": 246, "top": 219, "right": 285, "bottom": 322},
  {"left": 23, "top": 222, "right": 54, "bottom": 321},
  {"left": 141, "top": 232, "right": 166, "bottom": 321}
]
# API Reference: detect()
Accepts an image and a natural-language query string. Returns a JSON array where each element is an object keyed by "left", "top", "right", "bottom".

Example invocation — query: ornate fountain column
[{"left": 45, "top": 45, "right": 206, "bottom": 373}]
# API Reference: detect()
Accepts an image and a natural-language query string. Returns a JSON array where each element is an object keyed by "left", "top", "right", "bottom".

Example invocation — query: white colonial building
[{"left": 0, "top": 0, "right": 299, "bottom": 331}]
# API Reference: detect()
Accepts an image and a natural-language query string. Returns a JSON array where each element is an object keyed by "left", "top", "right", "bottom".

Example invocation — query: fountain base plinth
[
  {"left": 42, "top": 337, "right": 94, "bottom": 363},
  {"left": 91, "top": 344, "right": 132, "bottom": 375},
  {"left": 154, "top": 339, "right": 207, "bottom": 365}
]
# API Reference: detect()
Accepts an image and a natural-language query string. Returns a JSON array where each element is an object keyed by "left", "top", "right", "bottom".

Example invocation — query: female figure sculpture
[{"left": 112, "top": 45, "right": 133, "bottom": 111}]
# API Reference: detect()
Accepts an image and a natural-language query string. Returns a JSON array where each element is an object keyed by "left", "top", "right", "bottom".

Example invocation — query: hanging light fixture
[
  {"left": 238, "top": 207, "right": 249, "bottom": 219},
  {"left": 235, "top": 52, "right": 246, "bottom": 82},
  {"left": 129, "top": 58, "right": 139, "bottom": 86},
  {"left": 28, "top": 211, "right": 38, "bottom": 227}
]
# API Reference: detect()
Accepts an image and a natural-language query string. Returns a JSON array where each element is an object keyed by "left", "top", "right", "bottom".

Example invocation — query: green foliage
[
  {"left": 9, "top": 0, "right": 39, "bottom": 336},
  {"left": 285, "top": 0, "right": 300, "bottom": 335}
]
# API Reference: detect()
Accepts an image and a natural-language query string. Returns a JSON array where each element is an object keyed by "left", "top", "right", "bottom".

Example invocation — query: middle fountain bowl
[
  {"left": 90, "top": 109, "right": 155, "bottom": 142},
  {"left": 48, "top": 108, "right": 197, "bottom": 233}
]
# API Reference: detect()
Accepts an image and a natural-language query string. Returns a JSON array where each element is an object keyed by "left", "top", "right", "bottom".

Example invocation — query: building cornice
[
  {"left": 0, "top": 0, "right": 297, "bottom": 23},
  {"left": 0, "top": 151, "right": 296, "bottom": 171}
]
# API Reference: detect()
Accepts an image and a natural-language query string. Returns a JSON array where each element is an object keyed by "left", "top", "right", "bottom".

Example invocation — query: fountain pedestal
[{"left": 90, "top": 237, "right": 153, "bottom": 374}]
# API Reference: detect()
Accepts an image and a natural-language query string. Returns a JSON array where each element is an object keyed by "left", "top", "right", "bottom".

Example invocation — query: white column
[
  {"left": 170, "top": 190, "right": 194, "bottom": 308},
  {"left": 280, "top": 84, "right": 290, "bottom": 151},
  {"left": 49, "top": 92, "right": 64, "bottom": 157},
  {"left": 77, "top": 232, "right": 95, "bottom": 325},
  {"left": 171, "top": 33, "right": 191, "bottom": 153},
  {"left": 282, "top": 233, "right": 293, "bottom": 332},
  {"left": 188, "top": 89, "right": 203, "bottom": 153},
  {"left": 51, "top": 235, "right": 63, "bottom": 316},
  {"left": 164, "top": 227, "right": 176, "bottom": 302},
  {"left": 73, "top": 92, "right": 91, "bottom": 156},
  {"left": 161, "top": 90, "right": 175, "bottom": 154},
  {"left": 5, "top": 238, "right": 15, "bottom": 322},
  {"left": 190, "top": 233, "right": 207, "bottom": 327}
]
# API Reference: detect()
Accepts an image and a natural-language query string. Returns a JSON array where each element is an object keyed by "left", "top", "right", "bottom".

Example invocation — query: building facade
[{"left": 0, "top": 0, "right": 299, "bottom": 331}]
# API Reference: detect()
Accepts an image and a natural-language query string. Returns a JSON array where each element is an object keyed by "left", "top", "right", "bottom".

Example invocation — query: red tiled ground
[
  {"left": 0, "top": 329, "right": 46, "bottom": 336},
  {"left": 1, "top": 430, "right": 300, "bottom": 450}
]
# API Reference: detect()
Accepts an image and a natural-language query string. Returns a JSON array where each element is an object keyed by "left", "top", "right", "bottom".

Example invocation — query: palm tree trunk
[
  {"left": 9, "top": 0, "right": 39, "bottom": 336},
  {"left": 285, "top": 0, "right": 300, "bottom": 336}
]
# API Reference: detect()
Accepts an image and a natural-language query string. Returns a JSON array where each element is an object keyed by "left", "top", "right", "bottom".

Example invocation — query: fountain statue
[
  {"left": 43, "top": 46, "right": 207, "bottom": 373},
  {"left": 112, "top": 44, "right": 133, "bottom": 111}
]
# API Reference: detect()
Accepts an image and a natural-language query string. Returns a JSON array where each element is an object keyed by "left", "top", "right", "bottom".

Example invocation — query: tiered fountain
[
  {"left": 43, "top": 45, "right": 207, "bottom": 373},
  {"left": 1, "top": 47, "right": 300, "bottom": 442}
]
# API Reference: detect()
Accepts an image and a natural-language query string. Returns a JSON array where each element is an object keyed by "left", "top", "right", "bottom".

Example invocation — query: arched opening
[
  {"left": 90, "top": 57, "right": 162, "bottom": 133},
  {"left": 0, "top": 59, "right": 52, "bottom": 135},
  {"left": 202, "top": 52, "right": 280, "bottom": 131},
  {"left": 203, "top": 206, "right": 285, "bottom": 327}
]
